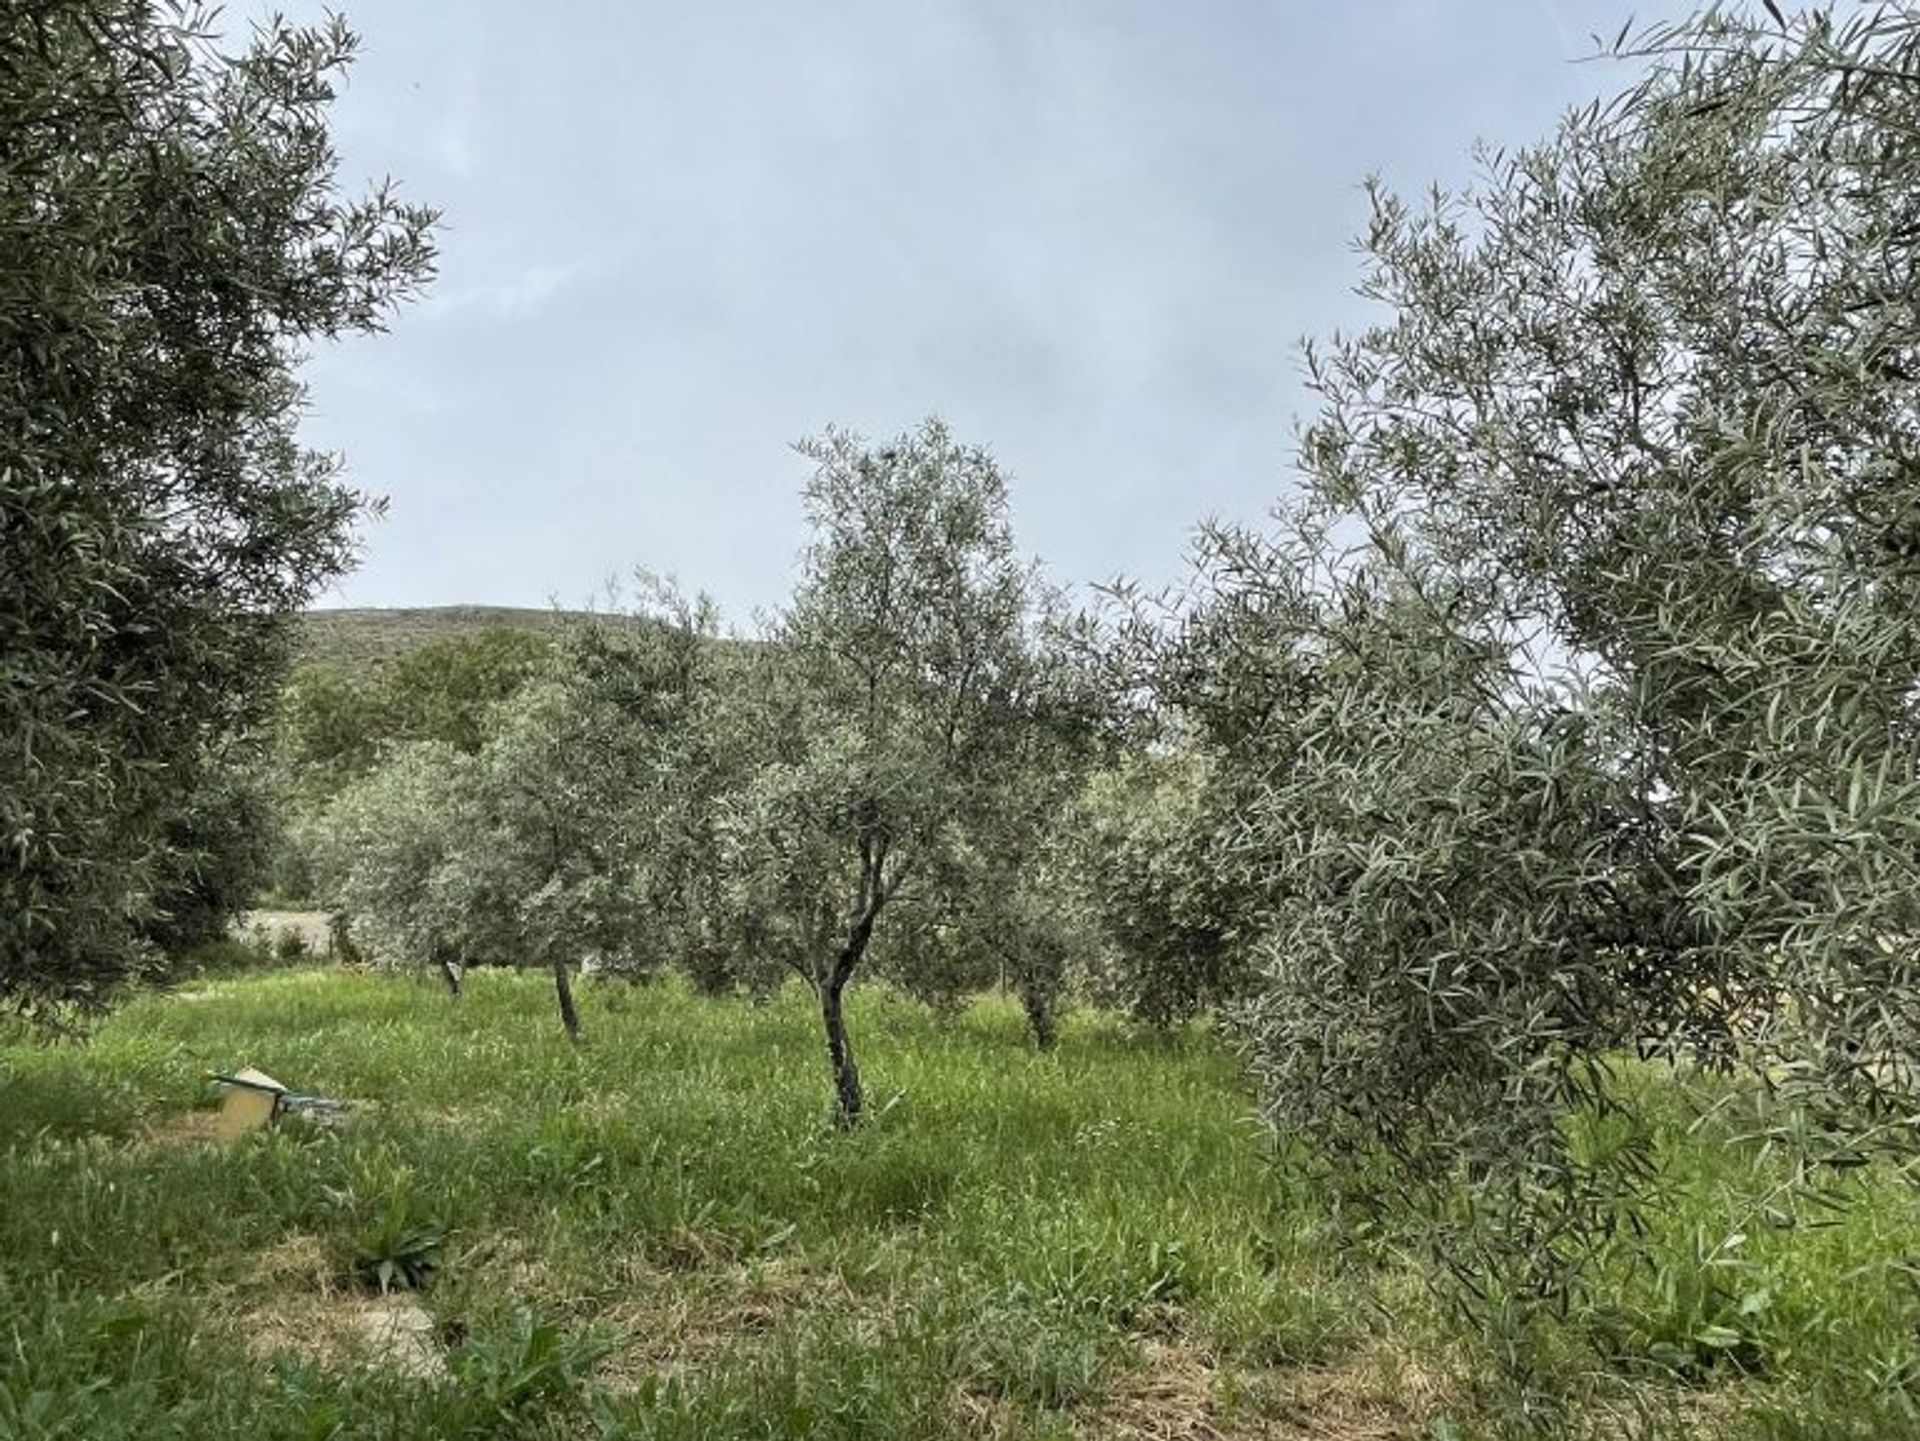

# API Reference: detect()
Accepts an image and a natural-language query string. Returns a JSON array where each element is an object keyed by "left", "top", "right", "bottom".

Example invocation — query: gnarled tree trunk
[
  {"left": 1021, "top": 980, "right": 1057, "bottom": 1051},
  {"left": 818, "top": 848, "right": 888, "bottom": 1127},
  {"left": 552, "top": 958, "right": 583, "bottom": 1043},
  {"left": 821, "top": 976, "right": 862, "bottom": 1128}
]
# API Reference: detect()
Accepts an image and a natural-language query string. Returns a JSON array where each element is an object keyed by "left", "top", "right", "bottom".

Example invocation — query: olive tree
[
  {"left": 270, "top": 628, "right": 553, "bottom": 902},
  {"left": 863, "top": 627, "right": 1109, "bottom": 1048},
  {"left": 306, "top": 741, "right": 497, "bottom": 998},
  {"left": 1153, "top": 1, "right": 1920, "bottom": 1340},
  {"left": 555, "top": 590, "right": 747, "bottom": 992},
  {"left": 1066, "top": 747, "right": 1254, "bottom": 1030},
  {"left": 727, "top": 419, "right": 1054, "bottom": 1124},
  {"left": 1151, "top": 519, "right": 1664, "bottom": 1323},
  {"left": 310, "top": 603, "right": 717, "bottom": 1039},
  {"left": 1295, "top": 2, "right": 1920, "bottom": 1131},
  {"left": 1, "top": 2, "right": 434, "bottom": 1014}
]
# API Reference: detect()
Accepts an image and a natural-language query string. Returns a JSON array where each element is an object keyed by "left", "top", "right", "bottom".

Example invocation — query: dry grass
[
  {"left": 593, "top": 1251, "right": 881, "bottom": 1390},
  {"left": 235, "top": 1291, "right": 446, "bottom": 1381},
  {"left": 128, "top": 1107, "right": 229, "bottom": 1152},
  {"left": 1079, "top": 1341, "right": 1458, "bottom": 1441},
  {"left": 245, "top": 1232, "right": 336, "bottom": 1291}
]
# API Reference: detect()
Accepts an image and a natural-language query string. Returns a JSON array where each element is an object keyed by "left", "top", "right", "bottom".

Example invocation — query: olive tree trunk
[
  {"left": 1021, "top": 980, "right": 1058, "bottom": 1051},
  {"left": 552, "top": 959, "right": 583, "bottom": 1044},
  {"left": 821, "top": 975, "right": 863, "bottom": 1128},
  {"left": 819, "top": 864, "right": 886, "bottom": 1128}
]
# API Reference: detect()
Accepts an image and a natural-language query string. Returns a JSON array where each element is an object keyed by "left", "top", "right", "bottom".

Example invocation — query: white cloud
[{"left": 426, "top": 259, "right": 592, "bottom": 322}]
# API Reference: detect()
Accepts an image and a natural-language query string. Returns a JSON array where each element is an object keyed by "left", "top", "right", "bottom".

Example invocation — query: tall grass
[{"left": 1, "top": 968, "right": 1916, "bottom": 1438}]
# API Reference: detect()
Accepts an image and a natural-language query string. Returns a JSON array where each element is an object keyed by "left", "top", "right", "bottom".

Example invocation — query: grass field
[{"left": 3, "top": 969, "right": 1918, "bottom": 1440}]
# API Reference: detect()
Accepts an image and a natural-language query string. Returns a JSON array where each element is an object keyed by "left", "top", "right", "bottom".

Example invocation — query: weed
[{"left": 449, "top": 1304, "right": 611, "bottom": 1419}]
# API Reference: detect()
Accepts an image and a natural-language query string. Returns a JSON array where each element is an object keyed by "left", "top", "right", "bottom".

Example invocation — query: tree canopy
[
  {"left": 0, "top": 2, "right": 435, "bottom": 1013},
  {"left": 1125, "top": 2, "right": 1920, "bottom": 1333},
  {"left": 733, "top": 420, "right": 1064, "bottom": 1123}
]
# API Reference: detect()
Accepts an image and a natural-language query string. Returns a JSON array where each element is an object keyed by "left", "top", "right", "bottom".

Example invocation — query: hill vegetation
[{"left": 295, "top": 608, "right": 589, "bottom": 672}]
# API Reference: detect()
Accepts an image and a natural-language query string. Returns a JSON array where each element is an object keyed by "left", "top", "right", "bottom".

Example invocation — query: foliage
[
  {"left": 275, "top": 666, "right": 403, "bottom": 801},
  {"left": 296, "top": 605, "right": 579, "bottom": 670},
  {"left": 277, "top": 627, "right": 553, "bottom": 796},
  {"left": 1123, "top": 1, "right": 1920, "bottom": 1368},
  {"left": 305, "top": 740, "right": 498, "bottom": 979},
  {"left": 269, "top": 627, "right": 556, "bottom": 906},
  {"left": 348, "top": 1191, "right": 446, "bottom": 1295},
  {"left": 550, "top": 587, "right": 739, "bottom": 981},
  {"left": 306, "top": 593, "right": 722, "bottom": 1036},
  {"left": 138, "top": 762, "right": 279, "bottom": 958},
  {"left": 0, "top": 1, "right": 434, "bottom": 1015},
  {"left": 1303, "top": 2, "right": 1920, "bottom": 1131},
  {"left": 1153, "top": 516, "right": 1673, "bottom": 1353},
  {"left": 1067, "top": 748, "right": 1253, "bottom": 1029}
]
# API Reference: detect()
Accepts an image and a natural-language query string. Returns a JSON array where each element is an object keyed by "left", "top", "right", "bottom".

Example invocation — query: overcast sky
[{"left": 283, "top": 0, "right": 1697, "bottom": 624}]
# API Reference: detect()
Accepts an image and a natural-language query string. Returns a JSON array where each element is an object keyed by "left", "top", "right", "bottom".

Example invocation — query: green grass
[{"left": 2, "top": 970, "right": 1918, "bottom": 1439}]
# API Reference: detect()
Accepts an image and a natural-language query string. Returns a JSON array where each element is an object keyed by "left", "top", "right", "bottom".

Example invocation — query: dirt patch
[
  {"left": 241, "top": 1293, "right": 448, "bottom": 1381},
  {"left": 347, "top": 1300, "right": 446, "bottom": 1380},
  {"left": 231, "top": 1232, "right": 449, "bottom": 1378}
]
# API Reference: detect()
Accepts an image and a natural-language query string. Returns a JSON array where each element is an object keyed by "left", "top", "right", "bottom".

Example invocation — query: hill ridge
[{"left": 296, "top": 605, "right": 594, "bottom": 669}]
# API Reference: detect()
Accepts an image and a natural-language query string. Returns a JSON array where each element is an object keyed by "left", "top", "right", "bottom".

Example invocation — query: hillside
[
  {"left": 296, "top": 606, "right": 765, "bottom": 680},
  {"left": 296, "top": 606, "right": 587, "bottom": 670}
]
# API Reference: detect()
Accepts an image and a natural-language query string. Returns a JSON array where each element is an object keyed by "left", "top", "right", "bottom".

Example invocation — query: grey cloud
[{"left": 288, "top": 0, "right": 1697, "bottom": 618}]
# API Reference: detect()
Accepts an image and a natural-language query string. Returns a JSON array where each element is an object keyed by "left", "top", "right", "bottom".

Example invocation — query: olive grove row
[{"left": 13, "top": 0, "right": 1920, "bottom": 1337}]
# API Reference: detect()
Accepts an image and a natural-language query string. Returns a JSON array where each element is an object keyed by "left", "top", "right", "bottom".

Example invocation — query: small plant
[
  {"left": 1605, "top": 1229, "right": 1772, "bottom": 1380},
  {"left": 349, "top": 1192, "right": 445, "bottom": 1294},
  {"left": 451, "top": 1306, "right": 612, "bottom": 1418}
]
